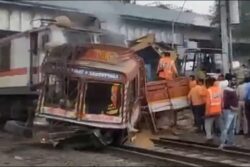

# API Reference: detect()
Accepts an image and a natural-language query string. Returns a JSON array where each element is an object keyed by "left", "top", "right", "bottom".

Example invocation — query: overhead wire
[
  {"left": 171, "top": 0, "right": 187, "bottom": 48},
  {"left": 174, "top": 0, "right": 187, "bottom": 22}
]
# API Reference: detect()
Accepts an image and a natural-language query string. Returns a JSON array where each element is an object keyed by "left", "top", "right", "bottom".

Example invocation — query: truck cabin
[
  {"left": 181, "top": 48, "right": 223, "bottom": 76},
  {"left": 40, "top": 44, "right": 140, "bottom": 127}
]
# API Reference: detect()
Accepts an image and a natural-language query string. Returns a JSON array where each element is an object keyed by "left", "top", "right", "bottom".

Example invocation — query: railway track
[
  {"left": 158, "top": 137, "right": 250, "bottom": 154},
  {"left": 151, "top": 138, "right": 250, "bottom": 167},
  {"left": 108, "top": 145, "right": 234, "bottom": 167}
]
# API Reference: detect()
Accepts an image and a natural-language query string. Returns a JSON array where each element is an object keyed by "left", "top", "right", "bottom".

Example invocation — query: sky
[{"left": 136, "top": 1, "right": 215, "bottom": 15}]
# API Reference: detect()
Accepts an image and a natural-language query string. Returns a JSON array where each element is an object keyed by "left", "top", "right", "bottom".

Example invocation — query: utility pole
[
  {"left": 220, "top": 0, "right": 230, "bottom": 74},
  {"left": 220, "top": 0, "right": 240, "bottom": 74}
]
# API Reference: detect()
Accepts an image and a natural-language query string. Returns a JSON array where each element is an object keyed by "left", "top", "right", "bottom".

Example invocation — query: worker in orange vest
[
  {"left": 204, "top": 77, "right": 223, "bottom": 142},
  {"left": 157, "top": 52, "right": 178, "bottom": 80}
]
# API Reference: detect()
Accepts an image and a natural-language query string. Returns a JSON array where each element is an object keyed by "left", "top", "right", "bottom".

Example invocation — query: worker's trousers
[
  {"left": 220, "top": 109, "right": 237, "bottom": 145},
  {"left": 205, "top": 115, "right": 222, "bottom": 140},
  {"left": 236, "top": 101, "right": 248, "bottom": 134}
]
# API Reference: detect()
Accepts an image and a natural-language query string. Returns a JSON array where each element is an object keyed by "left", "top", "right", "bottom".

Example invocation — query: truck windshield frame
[
  {"left": 83, "top": 81, "right": 123, "bottom": 117},
  {"left": 43, "top": 75, "right": 80, "bottom": 111}
]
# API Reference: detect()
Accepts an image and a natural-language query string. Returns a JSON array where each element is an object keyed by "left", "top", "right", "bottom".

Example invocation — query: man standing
[
  {"left": 204, "top": 78, "right": 223, "bottom": 142},
  {"left": 188, "top": 79, "right": 207, "bottom": 132},
  {"left": 236, "top": 78, "right": 248, "bottom": 135},
  {"left": 157, "top": 52, "right": 178, "bottom": 80},
  {"left": 219, "top": 76, "right": 239, "bottom": 149}
]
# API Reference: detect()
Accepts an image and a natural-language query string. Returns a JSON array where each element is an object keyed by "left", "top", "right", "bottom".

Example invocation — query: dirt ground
[
  {"left": 130, "top": 109, "right": 250, "bottom": 149},
  {"left": 174, "top": 110, "right": 250, "bottom": 149},
  {"left": 0, "top": 130, "right": 171, "bottom": 166}
]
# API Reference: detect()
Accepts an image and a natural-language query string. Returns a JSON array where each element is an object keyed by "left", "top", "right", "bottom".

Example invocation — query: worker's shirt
[
  {"left": 157, "top": 57, "right": 177, "bottom": 80},
  {"left": 205, "top": 85, "right": 222, "bottom": 117},
  {"left": 224, "top": 87, "right": 238, "bottom": 110},
  {"left": 188, "top": 85, "right": 206, "bottom": 106}
]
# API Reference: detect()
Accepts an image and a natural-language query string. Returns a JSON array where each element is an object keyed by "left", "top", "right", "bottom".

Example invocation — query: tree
[
  {"left": 210, "top": 0, "right": 221, "bottom": 47},
  {"left": 211, "top": 0, "right": 250, "bottom": 39}
]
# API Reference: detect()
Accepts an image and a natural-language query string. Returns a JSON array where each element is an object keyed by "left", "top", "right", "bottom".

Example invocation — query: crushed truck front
[{"left": 37, "top": 44, "right": 141, "bottom": 130}]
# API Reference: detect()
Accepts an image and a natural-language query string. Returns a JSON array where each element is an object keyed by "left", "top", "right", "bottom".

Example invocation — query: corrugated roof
[{"left": 10, "top": 1, "right": 212, "bottom": 27}]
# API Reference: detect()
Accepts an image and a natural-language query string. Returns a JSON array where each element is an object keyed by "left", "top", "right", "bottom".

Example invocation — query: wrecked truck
[
  {"left": 36, "top": 34, "right": 191, "bottom": 146},
  {"left": 36, "top": 43, "right": 143, "bottom": 146}
]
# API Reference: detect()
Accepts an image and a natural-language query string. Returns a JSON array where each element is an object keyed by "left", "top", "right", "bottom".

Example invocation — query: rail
[
  {"left": 152, "top": 138, "right": 250, "bottom": 167},
  {"left": 159, "top": 137, "right": 250, "bottom": 154},
  {"left": 108, "top": 145, "right": 234, "bottom": 167}
]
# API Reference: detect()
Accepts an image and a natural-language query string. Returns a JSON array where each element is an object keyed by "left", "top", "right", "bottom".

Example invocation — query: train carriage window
[{"left": 0, "top": 43, "right": 10, "bottom": 71}]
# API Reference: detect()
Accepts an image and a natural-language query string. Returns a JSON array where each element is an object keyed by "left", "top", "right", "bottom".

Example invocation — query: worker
[
  {"left": 189, "top": 75, "right": 197, "bottom": 90},
  {"left": 204, "top": 77, "right": 223, "bottom": 143},
  {"left": 157, "top": 52, "right": 178, "bottom": 80},
  {"left": 244, "top": 77, "right": 250, "bottom": 138},
  {"left": 236, "top": 78, "right": 249, "bottom": 135},
  {"left": 188, "top": 79, "right": 207, "bottom": 132},
  {"left": 219, "top": 75, "right": 239, "bottom": 149}
]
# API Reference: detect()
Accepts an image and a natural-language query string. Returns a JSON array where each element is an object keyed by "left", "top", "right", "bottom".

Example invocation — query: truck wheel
[{"left": 4, "top": 120, "right": 33, "bottom": 138}]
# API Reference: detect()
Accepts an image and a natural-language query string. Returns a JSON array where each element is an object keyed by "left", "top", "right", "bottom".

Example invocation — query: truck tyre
[{"left": 4, "top": 120, "right": 33, "bottom": 138}]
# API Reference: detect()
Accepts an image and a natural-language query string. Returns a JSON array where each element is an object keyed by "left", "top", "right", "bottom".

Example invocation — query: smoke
[
  {"left": 46, "top": 25, "right": 67, "bottom": 49},
  {"left": 76, "top": 1, "right": 122, "bottom": 31},
  {"left": 36, "top": 0, "right": 126, "bottom": 46},
  {"left": 35, "top": 1, "right": 122, "bottom": 28}
]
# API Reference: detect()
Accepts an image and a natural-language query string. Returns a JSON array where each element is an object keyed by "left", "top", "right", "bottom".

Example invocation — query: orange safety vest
[
  {"left": 205, "top": 86, "right": 222, "bottom": 117},
  {"left": 158, "top": 57, "right": 176, "bottom": 80}
]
